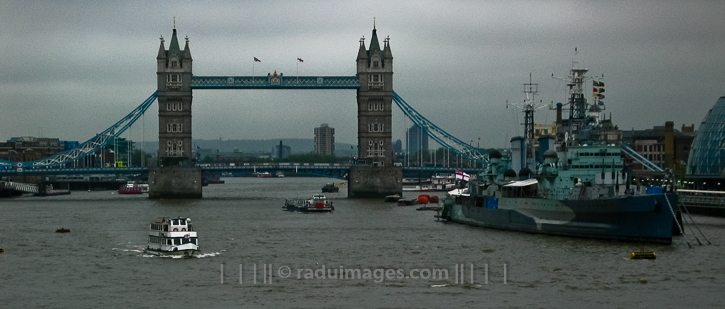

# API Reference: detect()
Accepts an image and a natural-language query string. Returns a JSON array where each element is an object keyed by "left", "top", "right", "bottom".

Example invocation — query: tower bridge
[{"left": 1, "top": 24, "right": 489, "bottom": 199}]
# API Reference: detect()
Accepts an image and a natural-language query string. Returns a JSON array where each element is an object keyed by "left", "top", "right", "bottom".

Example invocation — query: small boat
[
  {"left": 284, "top": 194, "right": 335, "bottom": 212},
  {"left": 384, "top": 194, "right": 402, "bottom": 202},
  {"left": 397, "top": 198, "right": 418, "bottom": 206},
  {"left": 146, "top": 217, "right": 199, "bottom": 257},
  {"left": 206, "top": 176, "right": 225, "bottom": 184},
  {"left": 322, "top": 183, "right": 340, "bottom": 193},
  {"left": 402, "top": 184, "right": 434, "bottom": 191},
  {"left": 255, "top": 171, "right": 273, "bottom": 178},
  {"left": 55, "top": 228, "right": 70, "bottom": 233},
  {"left": 118, "top": 181, "right": 149, "bottom": 194},
  {"left": 276, "top": 171, "right": 285, "bottom": 178}
]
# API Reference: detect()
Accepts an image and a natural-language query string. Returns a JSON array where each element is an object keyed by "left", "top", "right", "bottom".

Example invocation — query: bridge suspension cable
[
  {"left": 5, "top": 91, "right": 486, "bottom": 168},
  {"left": 392, "top": 91, "right": 488, "bottom": 165},
  {"left": 621, "top": 143, "right": 665, "bottom": 173},
  {"left": 1, "top": 92, "right": 158, "bottom": 168}
]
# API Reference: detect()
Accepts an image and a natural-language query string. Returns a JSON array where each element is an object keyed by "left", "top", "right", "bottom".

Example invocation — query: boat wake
[{"left": 193, "top": 251, "right": 222, "bottom": 258}]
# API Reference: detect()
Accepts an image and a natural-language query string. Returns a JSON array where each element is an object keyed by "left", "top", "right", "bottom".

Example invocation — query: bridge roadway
[
  {"left": 190, "top": 75, "right": 360, "bottom": 89},
  {"left": 0, "top": 165, "right": 486, "bottom": 180}
]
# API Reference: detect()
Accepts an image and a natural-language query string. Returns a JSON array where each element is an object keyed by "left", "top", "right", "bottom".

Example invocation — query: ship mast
[
  {"left": 508, "top": 73, "right": 545, "bottom": 169},
  {"left": 523, "top": 73, "right": 538, "bottom": 167},
  {"left": 552, "top": 48, "right": 605, "bottom": 146}
]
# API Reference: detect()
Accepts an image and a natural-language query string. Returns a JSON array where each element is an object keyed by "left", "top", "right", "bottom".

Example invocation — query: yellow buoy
[{"left": 631, "top": 251, "right": 656, "bottom": 259}]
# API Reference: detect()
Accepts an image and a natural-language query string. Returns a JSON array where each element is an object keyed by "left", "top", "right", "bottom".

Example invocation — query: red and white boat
[{"left": 255, "top": 171, "right": 273, "bottom": 178}]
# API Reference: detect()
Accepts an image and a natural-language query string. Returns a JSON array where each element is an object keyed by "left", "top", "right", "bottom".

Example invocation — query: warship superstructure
[{"left": 441, "top": 63, "right": 678, "bottom": 244}]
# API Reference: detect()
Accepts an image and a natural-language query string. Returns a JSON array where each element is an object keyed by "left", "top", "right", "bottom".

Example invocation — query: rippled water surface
[{"left": 1, "top": 177, "right": 725, "bottom": 308}]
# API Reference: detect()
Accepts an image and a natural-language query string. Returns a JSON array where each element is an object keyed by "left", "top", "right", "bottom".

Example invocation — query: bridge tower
[
  {"left": 156, "top": 26, "right": 193, "bottom": 166},
  {"left": 349, "top": 24, "right": 402, "bottom": 198},
  {"left": 148, "top": 25, "right": 202, "bottom": 198}
]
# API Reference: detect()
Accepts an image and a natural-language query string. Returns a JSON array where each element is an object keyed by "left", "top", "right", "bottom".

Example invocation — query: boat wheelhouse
[{"left": 146, "top": 217, "right": 199, "bottom": 257}]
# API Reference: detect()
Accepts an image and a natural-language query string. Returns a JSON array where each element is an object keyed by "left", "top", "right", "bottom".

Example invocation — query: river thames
[{"left": 1, "top": 177, "right": 724, "bottom": 308}]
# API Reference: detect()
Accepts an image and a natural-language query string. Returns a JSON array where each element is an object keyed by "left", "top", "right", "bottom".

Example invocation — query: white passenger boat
[{"left": 146, "top": 217, "right": 199, "bottom": 257}]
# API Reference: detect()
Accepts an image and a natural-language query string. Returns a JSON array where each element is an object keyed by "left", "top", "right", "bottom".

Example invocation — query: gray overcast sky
[{"left": 1, "top": 0, "right": 723, "bottom": 148}]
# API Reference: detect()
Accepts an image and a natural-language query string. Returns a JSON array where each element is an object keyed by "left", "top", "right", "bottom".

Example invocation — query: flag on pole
[
  {"left": 455, "top": 171, "right": 470, "bottom": 181},
  {"left": 254, "top": 57, "right": 261, "bottom": 62},
  {"left": 297, "top": 58, "right": 304, "bottom": 62}
]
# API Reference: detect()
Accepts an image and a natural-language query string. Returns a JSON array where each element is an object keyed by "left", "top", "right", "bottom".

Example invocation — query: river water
[{"left": 1, "top": 177, "right": 724, "bottom": 308}]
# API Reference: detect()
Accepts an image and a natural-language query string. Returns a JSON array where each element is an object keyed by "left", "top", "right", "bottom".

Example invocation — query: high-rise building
[
  {"left": 406, "top": 124, "right": 428, "bottom": 158},
  {"left": 393, "top": 139, "right": 403, "bottom": 154},
  {"left": 314, "top": 124, "right": 335, "bottom": 155}
]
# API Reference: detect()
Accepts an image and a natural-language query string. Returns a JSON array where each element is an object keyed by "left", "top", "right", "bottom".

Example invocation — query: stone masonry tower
[
  {"left": 149, "top": 25, "right": 202, "bottom": 199},
  {"left": 356, "top": 24, "right": 393, "bottom": 166},
  {"left": 348, "top": 24, "right": 402, "bottom": 198},
  {"left": 156, "top": 26, "right": 193, "bottom": 166}
]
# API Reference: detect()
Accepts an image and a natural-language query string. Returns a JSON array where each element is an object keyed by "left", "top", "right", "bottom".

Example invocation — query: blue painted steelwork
[
  {"left": 0, "top": 92, "right": 158, "bottom": 169},
  {"left": 621, "top": 143, "right": 665, "bottom": 173},
  {"left": 392, "top": 91, "right": 488, "bottom": 165},
  {"left": 0, "top": 164, "right": 484, "bottom": 180},
  {"left": 191, "top": 76, "right": 360, "bottom": 89},
  {"left": 3, "top": 84, "right": 489, "bottom": 170}
]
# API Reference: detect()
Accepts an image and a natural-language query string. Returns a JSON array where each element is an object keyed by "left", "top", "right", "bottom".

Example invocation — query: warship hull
[{"left": 443, "top": 193, "right": 678, "bottom": 244}]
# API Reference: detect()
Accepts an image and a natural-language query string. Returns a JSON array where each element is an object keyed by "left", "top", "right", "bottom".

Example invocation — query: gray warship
[{"left": 440, "top": 64, "right": 679, "bottom": 244}]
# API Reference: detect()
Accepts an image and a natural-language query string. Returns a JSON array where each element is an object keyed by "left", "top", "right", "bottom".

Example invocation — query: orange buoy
[
  {"left": 429, "top": 196, "right": 440, "bottom": 203},
  {"left": 417, "top": 196, "right": 429, "bottom": 204}
]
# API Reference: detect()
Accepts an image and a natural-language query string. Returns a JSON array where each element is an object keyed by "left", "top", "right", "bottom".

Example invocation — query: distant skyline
[{"left": 1, "top": 1, "right": 724, "bottom": 148}]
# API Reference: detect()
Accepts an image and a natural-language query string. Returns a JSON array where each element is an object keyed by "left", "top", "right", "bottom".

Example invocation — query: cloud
[{"left": 1, "top": 0, "right": 724, "bottom": 148}]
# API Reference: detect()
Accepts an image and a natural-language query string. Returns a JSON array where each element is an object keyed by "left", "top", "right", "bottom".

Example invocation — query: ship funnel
[
  {"left": 538, "top": 135, "right": 556, "bottom": 163},
  {"left": 510, "top": 136, "right": 525, "bottom": 173}
]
